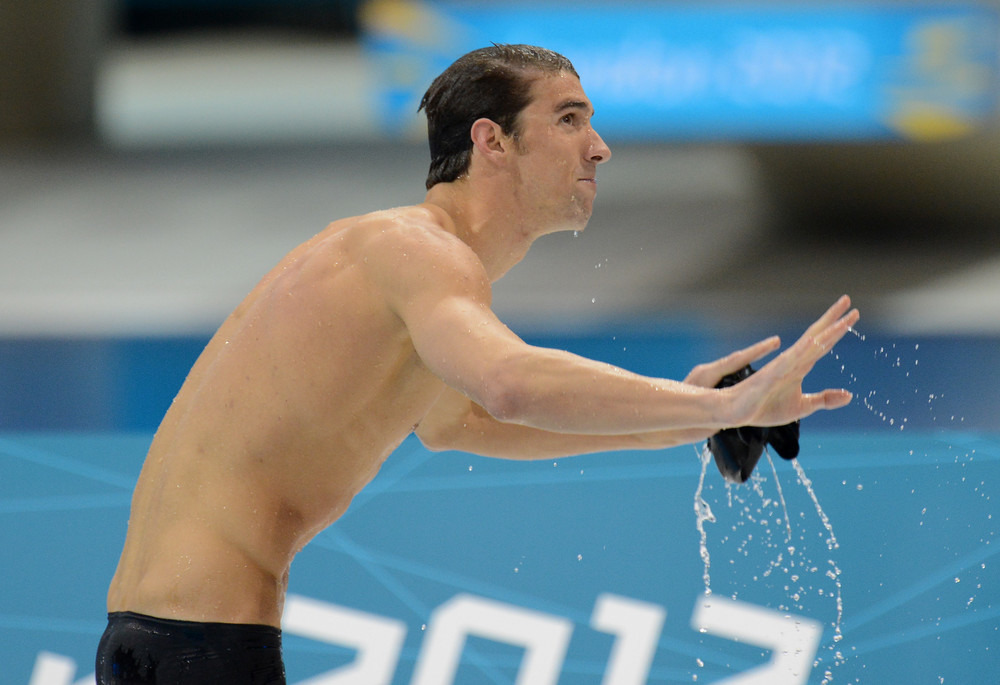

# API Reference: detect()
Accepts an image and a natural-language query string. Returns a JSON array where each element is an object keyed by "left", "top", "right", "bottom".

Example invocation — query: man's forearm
[
  {"left": 477, "top": 347, "right": 733, "bottom": 436},
  {"left": 417, "top": 390, "right": 714, "bottom": 459}
]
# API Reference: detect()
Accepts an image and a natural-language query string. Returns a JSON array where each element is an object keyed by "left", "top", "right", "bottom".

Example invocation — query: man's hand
[
  {"left": 684, "top": 336, "right": 782, "bottom": 389},
  {"left": 708, "top": 364, "right": 801, "bottom": 483},
  {"left": 729, "top": 295, "right": 859, "bottom": 428}
]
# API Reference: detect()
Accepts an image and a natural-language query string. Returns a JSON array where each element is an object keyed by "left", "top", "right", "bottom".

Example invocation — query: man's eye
[{"left": 561, "top": 114, "right": 575, "bottom": 125}]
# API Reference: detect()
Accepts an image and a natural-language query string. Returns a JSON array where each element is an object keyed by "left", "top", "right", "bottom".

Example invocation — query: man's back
[{"left": 106, "top": 206, "right": 461, "bottom": 627}]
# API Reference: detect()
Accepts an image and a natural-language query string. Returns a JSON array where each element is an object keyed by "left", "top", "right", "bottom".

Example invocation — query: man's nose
[{"left": 589, "top": 128, "right": 612, "bottom": 164}]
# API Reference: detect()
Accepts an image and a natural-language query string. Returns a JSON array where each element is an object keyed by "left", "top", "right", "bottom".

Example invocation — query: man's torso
[{"left": 107, "top": 205, "right": 462, "bottom": 626}]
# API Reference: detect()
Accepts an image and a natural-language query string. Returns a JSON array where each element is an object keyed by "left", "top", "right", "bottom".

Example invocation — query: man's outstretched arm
[
  {"left": 415, "top": 337, "right": 783, "bottom": 460},
  {"left": 368, "top": 221, "right": 858, "bottom": 438}
]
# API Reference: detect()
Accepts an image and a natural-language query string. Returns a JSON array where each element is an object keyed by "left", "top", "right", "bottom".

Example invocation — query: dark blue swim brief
[{"left": 95, "top": 611, "right": 286, "bottom": 684}]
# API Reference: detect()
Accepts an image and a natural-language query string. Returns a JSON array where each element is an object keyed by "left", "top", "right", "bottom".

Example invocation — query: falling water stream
[
  {"left": 690, "top": 329, "right": 909, "bottom": 683},
  {"left": 691, "top": 327, "right": 996, "bottom": 683},
  {"left": 693, "top": 443, "right": 848, "bottom": 682}
]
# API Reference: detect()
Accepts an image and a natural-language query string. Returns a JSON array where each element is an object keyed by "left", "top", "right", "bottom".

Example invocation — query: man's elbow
[
  {"left": 414, "top": 418, "right": 457, "bottom": 452},
  {"left": 415, "top": 398, "right": 489, "bottom": 452},
  {"left": 477, "top": 368, "right": 533, "bottom": 425}
]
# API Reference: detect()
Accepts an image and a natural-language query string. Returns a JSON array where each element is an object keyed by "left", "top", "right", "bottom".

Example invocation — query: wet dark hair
[{"left": 418, "top": 44, "right": 578, "bottom": 190}]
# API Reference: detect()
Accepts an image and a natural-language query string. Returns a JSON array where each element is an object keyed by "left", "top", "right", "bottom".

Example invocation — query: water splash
[
  {"left": 689, "top": 327, "right": 997, "bottom": 683},
  {"left": 838, "top": 330, "right": 966, "bottom": 430},
  {"left": 694, "top": 444, "right": 716, "bottom": 594},
  {"left": 766, "top": 452, "right": 794, "bottom": 543},
  {"left": 792, "top": 459, "right": 839, "bottom": 551},
  {"left": 790, "top": 459, "right": 845, "bottom": 678},
  {"left": 694, "top": 447, "right": 847, "bottom": 681}
]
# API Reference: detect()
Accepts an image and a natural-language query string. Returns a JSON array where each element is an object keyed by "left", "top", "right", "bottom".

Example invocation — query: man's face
[{"left": 506, "top": 72, "right": 612, "bottom": 235}]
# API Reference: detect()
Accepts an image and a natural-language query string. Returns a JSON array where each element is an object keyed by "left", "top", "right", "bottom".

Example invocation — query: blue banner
[
  {"left": 4, "top": 329, "right": 999, "bottom": 682},
  {"left": 361, "top": 1, "right": 1000, "bottom": 141},
  {"left": 3, "top": 429, "right": 998, "bottom": 683}
]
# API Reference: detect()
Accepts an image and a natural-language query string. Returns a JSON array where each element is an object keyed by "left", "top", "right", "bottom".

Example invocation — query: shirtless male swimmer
[{"left": 97, "top": 44, "right": 860, "bottom": 684}]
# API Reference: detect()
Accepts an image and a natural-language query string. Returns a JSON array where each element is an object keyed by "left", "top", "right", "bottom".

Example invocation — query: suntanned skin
[{"left": 107, "top": 71, "right": 859, "bottom": 628}]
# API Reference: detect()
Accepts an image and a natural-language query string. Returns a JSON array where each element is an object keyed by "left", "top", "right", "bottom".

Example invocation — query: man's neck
[{"left": 423, "top": 181, "right": 534, "bottom": 282}]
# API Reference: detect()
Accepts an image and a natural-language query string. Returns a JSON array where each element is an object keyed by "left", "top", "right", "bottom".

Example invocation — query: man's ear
[{"left": 470, "top": 118, "right": 510, "bottom": 160}]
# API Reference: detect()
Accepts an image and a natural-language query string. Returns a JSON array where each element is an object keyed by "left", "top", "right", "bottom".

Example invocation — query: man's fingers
[
  {"left": 685, "top": 336, "right": 781, "bottom": 387},
  {"left": 796, "top": 388, "right": 854, "bottom": 421},
  {"left": 732, "top": 336, "right": 781, "bottom": 369},
  {"left": 741, "top": 299, "right": 859, "bottom": 425},
  {"left": 801, "top": 295, "right": 853, "bottom": 343},
  {"left": 792, "top": 303, "right": 859, "bottom": 370},
  {"left": 820, "top": 388, "right": 853, "bottom": 410},
  {"left": 806, "top": 389, "right": 854, "bottom": 412},
  {"left": 812, "top": 307, "right": 860, "bottom": 354},
  {"left": 729, "top": 297, "right": 857, "bottom": 383},
  {"left": 820, "top": 294, "right": 853, "bottom": 329}
]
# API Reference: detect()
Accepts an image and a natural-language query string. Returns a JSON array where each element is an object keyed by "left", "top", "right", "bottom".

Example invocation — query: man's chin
[
  {"left": 550, "top": 219, "right": 589, "bottom": 237},
  {"left": 539, "top": 205, "right": 593, "bottom": 237}
]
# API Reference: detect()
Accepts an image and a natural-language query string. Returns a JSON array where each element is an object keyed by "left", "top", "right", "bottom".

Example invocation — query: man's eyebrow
[{"left": 555, "top": 99, "right": 593, "bottom": 114}]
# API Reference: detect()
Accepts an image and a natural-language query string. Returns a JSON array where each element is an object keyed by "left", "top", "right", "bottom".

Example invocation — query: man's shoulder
[
  {"left": 355, "top": 206, "right": 494, "bottom": 318},
  {"left": 343, "top": 204, "right": 474, "bottom": 263},
  {"left": 354, "top": 204, "right": 458, "bottom": 240}
]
